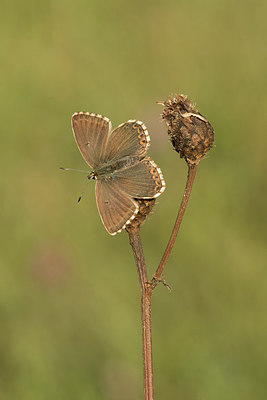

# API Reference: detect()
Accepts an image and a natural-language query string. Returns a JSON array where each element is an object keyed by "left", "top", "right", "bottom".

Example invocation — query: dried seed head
[
  {"left": 126, "top": 199, "right": 156, "bottom": 232},
  {"left": 161, "top": 94, "right": 214, "bottom": 166}
]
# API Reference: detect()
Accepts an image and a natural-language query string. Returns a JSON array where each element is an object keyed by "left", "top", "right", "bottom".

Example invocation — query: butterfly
[{"left": 71, "top": 112, "right": 166, "bottom": 235}]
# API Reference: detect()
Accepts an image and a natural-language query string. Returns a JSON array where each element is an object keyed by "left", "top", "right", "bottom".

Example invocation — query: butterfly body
[
  {"left": 95, "top": 155, "right": 141, "bottom": 179},
  {"left": 72, "top": 112, "right": 165, "bottom": 235}
]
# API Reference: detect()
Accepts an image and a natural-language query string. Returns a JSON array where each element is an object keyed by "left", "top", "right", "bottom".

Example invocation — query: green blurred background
[{"left": 1, "top": 0, "right": 267, "bottom": 399}]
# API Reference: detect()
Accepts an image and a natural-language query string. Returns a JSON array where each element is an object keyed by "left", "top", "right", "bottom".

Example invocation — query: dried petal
[{"left": 126, "top": 199, "right": 156, "bottom": 232}]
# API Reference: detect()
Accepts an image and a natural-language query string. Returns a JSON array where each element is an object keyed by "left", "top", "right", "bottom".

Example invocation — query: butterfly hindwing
[{"left": 111, "top": 157, "right": 166, "bottom": 199}]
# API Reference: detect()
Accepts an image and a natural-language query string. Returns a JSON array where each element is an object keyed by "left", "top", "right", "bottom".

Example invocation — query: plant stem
[
  {"left": 127, "top": 226, "right": 154, "bottom": 400},
  {"left": 153, "top": 163, "right": 198, "bottom": 282},
  {"left": 127, "top": 163, "right": 197, "bottom": 398}
]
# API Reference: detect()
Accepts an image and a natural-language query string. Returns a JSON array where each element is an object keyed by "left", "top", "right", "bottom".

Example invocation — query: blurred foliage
[{"left": 1, "top": 0, "right": 267, "bottom": 399}]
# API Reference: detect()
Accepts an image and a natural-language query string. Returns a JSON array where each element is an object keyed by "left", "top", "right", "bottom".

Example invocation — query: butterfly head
[{"left": 88, "top": 171, "right": 97, "bottom": 180}]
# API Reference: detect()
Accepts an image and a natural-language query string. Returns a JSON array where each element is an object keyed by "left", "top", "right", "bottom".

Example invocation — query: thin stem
[
  {"left": 127, "top": 163, "right": 198, "bottom": 398},
  {"left": 153, "top": 163, "right": 198, "bottom": 282},
  {"left": 127, "top": 226, "right": 154, "bottom": 400}
]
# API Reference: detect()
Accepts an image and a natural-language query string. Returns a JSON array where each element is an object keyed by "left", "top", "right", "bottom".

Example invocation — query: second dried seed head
[{"left": 161, "top": 94, "right": 214, "bottom": 166}]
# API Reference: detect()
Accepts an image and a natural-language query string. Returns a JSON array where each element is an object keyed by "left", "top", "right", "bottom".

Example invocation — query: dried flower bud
[
  {"left": 126, "top": 199, "right": 155, "bottom": 232},
  {"left": 161, "top": 94, "right": 214, "bottom": 166}
]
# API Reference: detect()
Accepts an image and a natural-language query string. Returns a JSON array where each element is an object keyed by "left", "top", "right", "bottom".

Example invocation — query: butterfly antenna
[
  {"left": 60, "top": 168, "right": 96, "bottom": 202},
  {"left": 77, "top": 180, "right": 90, "bottom": 203},
  {"left": 60, "top": 167, "right": 90, "bottom": 173},
  {"left": 77, "top": 172, "right": 96, "bottom": 203}
]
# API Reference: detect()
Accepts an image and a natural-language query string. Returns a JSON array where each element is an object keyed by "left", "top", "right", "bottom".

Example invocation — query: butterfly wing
[
  {"left": 103, "top": 120, "right": 150, "bottom": 162},
  {"left": 111, "top": 156, "right": 166, "bottom": 199},
  {"left": 95, "top": 179, "right": 139, "bottom": 235},
  {"left": 72, "top": 112, "right": 111, "bottom": 168}
]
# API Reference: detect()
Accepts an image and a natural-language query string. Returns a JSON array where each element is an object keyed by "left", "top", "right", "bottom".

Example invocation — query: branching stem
[{"left": 127, "top": 163, "right": 198, "bottom": 399}]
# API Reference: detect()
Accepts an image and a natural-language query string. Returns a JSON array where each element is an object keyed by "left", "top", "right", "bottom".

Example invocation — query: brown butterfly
[{"left": 71, "top": 112, "right": 165, "bottom": 235}]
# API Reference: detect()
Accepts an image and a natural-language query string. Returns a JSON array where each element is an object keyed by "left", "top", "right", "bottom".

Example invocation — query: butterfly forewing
[
  {"left": 95, "top": 179, "right": 139, "bottom": 235},
  {"left": 112, "top": 157, "right": 166, "bottom": 199},
  {"left": 72, "top": 113, "right": 111, "bottom": 168},
  {"left": 104, "top": 120, "right": 150, "bottom": 162}
]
